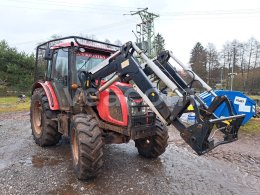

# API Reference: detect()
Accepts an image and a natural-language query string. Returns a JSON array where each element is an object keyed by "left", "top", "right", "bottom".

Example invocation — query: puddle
[{"left": 19, "top": 155, "right": 63, "bottom": 168}]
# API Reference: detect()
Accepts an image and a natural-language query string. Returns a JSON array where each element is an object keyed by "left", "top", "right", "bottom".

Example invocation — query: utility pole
[
  {"left": 125, "top": 8, "right": 159, "bottom": 57},
  {"left": 220, "top": 66, "right": 223, "bottom": 89},
  {"left": 228, "top": 72, "right": 237, "bottom": 90}
]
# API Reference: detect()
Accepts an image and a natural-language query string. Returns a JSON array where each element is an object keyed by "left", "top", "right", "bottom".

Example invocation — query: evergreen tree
[
  {"left": 189, "top": 42, "right": 208, "bottom": 82},
  {"left": 153, "top": 33, "right": 165, "bottom": 56},
  {"left": 0, "top": 40, "right": 34, "bottom": 94}
]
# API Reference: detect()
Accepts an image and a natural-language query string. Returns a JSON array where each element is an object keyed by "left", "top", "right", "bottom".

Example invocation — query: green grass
[
  {"left": 0, "top": 96, "right": 30, "bottom": 113},
  {"left": 248, "top": 95, "right": 260, "bottom": 100},
  {"left": 240, "top": 118, "right": 260, "bottom": 135}
]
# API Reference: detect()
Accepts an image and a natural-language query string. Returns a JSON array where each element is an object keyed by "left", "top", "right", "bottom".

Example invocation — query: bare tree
[
  {"left": 237, "top": 42, "right": 246, "bottom": 90},
  {"left": 245, "top": 37, "right": 256, "bottom": 90},
  {"left": 251, "top": 40, "right": 260, "bottom": 90},
  {"left": 114, "top": 40, "right": 123, "bottom": 46},
  {"left": 79, "top": 34, "right": 97, "bottom": 40},
  {"left": 206, "top": 43, "right": 219, "bottom": 86},
  {"left": 221, "top": 42, "right": 232, "bottom": 89}
]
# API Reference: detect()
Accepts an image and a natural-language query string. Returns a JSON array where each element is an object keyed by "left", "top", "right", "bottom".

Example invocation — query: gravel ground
[{"left": 0, "top": 111, "right": 259, "bottom": 195}]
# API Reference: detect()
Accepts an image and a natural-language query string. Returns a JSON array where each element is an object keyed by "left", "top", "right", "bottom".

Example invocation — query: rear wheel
[
  {"left": 30, "top": 88, "right": 61, "bottom": 146},
  {"left": 71, "top": 114, "right": 104, "bottom": 180},
  {"left": 135, "top": 119, "right": 169, "bottom": 158}
]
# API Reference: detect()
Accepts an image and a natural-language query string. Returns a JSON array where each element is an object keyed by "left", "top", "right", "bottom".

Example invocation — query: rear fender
[{"left": 32, "top": 81, "right": 60, "bottom": 110}]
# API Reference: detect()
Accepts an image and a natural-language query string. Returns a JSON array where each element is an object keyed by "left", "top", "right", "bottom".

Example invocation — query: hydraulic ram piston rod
[
  {"left": 98, "top": 74, "right": 120, "bottom": 92},
  {"left": 132, "top": 43, "right": 183, "bottom": 98},
  {"left": 169, "top": 51, "right": 217, "bottom": 97}
]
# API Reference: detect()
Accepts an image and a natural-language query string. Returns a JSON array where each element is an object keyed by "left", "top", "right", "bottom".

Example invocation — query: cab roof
[{"left": 37, "top": 36, "right": 120, "bottom": 54}]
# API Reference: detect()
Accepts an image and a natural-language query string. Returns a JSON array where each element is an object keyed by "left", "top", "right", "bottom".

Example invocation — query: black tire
[
  {"left": 135, "top": 119, "right": 169, "bottom": 158},
  {"left": 71, "top": 114, "right": 104, "bottom": 180},
  {"left": 30, "top": 88, "right": 61, "bottom": 146}
]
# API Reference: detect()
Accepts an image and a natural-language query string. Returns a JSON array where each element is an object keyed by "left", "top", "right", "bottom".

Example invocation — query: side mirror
[{"left": 44, "top": 47, "right": 54, "bottom": 60}]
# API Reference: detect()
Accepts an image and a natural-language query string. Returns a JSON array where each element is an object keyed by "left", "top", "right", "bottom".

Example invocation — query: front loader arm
[{"left": 80, "top": 41, "right": 245, "bottom": 155}]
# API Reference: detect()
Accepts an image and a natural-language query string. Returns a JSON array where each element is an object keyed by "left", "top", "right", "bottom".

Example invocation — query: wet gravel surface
[{"left": 0, "top": 111, "right": 259, "bottom": 195}]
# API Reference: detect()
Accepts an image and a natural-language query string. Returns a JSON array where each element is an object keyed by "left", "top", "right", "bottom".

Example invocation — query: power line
[
  {"left": 3, "top": 0, "right": 260, "bottom": 17},
  {"left": 2, "top": 0, "right": 136, "bottom": 13},
  {"left": 11, "top": 18, "right": 139, "bottom": 46},
  {"left": 159, "top": 13, "right": 260, "bottom": 21},
  {"left": 80, "top": 18, "right": 139, "bottom": 35},
  {"left": 13, "top": 0, "right": 137, "bottom": 9},
  {"left": 0, "top": 5, "right": 125, "bottom": 15},
  {"left": 160, "top": 8, "right": 260, "bottom": 17},
  {"left": 3, "top": 0, "right": 260, "bottom": 16}
]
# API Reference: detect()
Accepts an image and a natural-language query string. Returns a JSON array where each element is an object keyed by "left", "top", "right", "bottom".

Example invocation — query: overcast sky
[{"left": 1, "top": 0, "right": 260, "bottom": 63}]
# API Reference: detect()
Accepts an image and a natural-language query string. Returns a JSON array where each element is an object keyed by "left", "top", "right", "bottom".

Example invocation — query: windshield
[{"left": 76, "top": 52, "right": 107, "bottom": 72}]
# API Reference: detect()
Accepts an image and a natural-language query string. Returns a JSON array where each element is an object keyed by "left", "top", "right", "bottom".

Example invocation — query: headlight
[{"left": 129, "top": 98, "right": 148, "bottom": 116}]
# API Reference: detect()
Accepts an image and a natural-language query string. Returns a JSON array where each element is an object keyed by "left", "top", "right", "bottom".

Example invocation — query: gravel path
[{"left": 0, "top": 111, "right": 259, "bottom": 195}]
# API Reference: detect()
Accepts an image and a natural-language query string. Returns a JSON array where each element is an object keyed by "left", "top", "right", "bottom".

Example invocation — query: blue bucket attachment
[{"left": 200, "top": 90, "right": 256, "bottom": 125}]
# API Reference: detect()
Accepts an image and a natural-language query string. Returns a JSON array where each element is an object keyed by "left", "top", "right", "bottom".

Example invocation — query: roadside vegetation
[
  {"left": 248, "top": 95, "right": 260, "bottom": 102},
  {"left": 0, "top": 40, "right": 35, "bottom": 95},
  {"left": 0, "top": 96, "right": 30, "bottom": 113},
  {"left": 240, "top": 118, "right": 260, "bottom": 135}
]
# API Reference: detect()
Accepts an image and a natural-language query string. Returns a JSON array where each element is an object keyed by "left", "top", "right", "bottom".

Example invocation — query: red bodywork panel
[
  {"left": 32, "top": 81, "right": 60, "bottom": 110},
  {"left": 97, "top": 82, "right": 132, "bottom": 127},
  {"left": 33, "top": 80, "right": 133, "bottom": 126}
]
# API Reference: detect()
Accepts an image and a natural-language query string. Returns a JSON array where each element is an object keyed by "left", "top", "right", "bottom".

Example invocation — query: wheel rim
[
  {"left": 72, "top": 128, "right": 79, "bottom": 164},
  {"left": 140, "top": 138, "right": 152, "bottom": 148},
  {"left": 33, "top": 100, "right": 42, "bottom": 135}
]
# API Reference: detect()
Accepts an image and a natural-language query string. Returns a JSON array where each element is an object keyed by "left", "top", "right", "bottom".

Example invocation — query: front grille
[{"left": 131, "top": 112, "right": 155, "bottom": 127}]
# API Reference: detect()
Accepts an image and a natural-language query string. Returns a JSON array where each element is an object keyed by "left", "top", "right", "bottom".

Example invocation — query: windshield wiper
[{"left": 78, "top": 54, "right": 94, "bottom": 71}]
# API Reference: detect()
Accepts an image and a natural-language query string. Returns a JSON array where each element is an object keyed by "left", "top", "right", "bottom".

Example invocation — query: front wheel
[
  {"left": 71, "top": 114, "right": 104, "bottom": 180},
  {"left": 135, "top": 119, "right": 169, "bottom": 158},
  {"left": 30, "top": 88, "right": 61, "bottom": 146}
]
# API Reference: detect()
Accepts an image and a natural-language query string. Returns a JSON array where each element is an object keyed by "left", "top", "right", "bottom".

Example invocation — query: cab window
[{"left": 53, "top": 48, "right": 68, "bottom": 80}]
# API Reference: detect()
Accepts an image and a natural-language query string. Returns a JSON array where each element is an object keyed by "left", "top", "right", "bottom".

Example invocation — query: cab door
[{"left": 51, "top": 48, "right": 71, "bottom": 110}]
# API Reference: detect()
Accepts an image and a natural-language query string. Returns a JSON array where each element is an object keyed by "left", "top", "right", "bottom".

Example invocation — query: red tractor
[{"left": 31, "top": 36, "right": 245, "bottom": 180}]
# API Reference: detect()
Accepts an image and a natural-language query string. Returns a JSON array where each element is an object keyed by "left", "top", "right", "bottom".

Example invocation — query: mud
[{"left": 0, "top": 111, "right": 259, "bottom": 195}]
